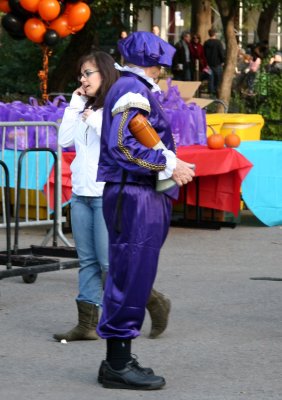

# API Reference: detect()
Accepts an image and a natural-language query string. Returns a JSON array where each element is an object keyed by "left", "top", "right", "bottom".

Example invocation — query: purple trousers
[{"left": 97, "top": 183, "right": 172, "bottom": 339}]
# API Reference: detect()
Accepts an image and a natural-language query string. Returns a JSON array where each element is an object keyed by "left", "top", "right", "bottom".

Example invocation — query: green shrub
[
  {"left": 230, "top": 70, "right": 282, "bottom": 141},
  {"left": 254, "top": 72, "right": 282, "bottom": 140}
]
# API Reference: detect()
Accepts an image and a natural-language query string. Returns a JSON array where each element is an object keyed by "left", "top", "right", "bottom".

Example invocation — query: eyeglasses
[{"left": 78, "top": 70, "right": 99, "bottom": 81}]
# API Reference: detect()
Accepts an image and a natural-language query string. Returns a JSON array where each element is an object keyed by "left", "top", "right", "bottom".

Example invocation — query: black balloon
[
  {"left": 44, "top": 30, "right": 60, "bottom": 46},
  {"left": 1, "top": 13, "right": 25, "bottom": 36},
  {"left": 8, "top": 0, "right": 31, "bottom": 19}
]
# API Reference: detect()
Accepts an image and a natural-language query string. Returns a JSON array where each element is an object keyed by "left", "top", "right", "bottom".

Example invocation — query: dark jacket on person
[
  {"left": 203, "top": 38, "right": 225, "bottom": 67},
  {"left": 171, "top": 40, "right": 192, "bottom": 80}
]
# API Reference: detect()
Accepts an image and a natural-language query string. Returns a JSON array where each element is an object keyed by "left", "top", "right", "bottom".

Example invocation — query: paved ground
[{"left": 1, "top": 211, "right": 282, "bottom": 400}]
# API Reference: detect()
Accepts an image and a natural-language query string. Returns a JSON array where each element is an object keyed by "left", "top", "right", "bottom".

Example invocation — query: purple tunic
[{"left": 97, "top": 71, "right": 177, "bottom": 339}]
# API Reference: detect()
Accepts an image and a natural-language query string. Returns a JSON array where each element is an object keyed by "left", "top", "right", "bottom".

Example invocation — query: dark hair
[
  {"left": 192, "top": 33, "right": 201, "bottom": 42},
  {"left": 77, "top": 51, "right": 120, "bottom": 109},
  {"left": 208, "top": 28, "right": 216, "bottom": 37},
  {"left": 181, "top": 30, "right": 190, "bottom": 40}
]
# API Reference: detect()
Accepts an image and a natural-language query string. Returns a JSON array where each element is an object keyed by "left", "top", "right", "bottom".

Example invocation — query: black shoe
[
  {"left": 99, "top": 360, "right": 165, "bottom": 390},
  {"left": 98, "top": 355, "right": 154, "bottom": 384}
]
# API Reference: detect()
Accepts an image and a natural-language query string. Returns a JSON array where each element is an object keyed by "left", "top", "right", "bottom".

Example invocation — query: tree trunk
[
  {"left": 257, "top": 1, "right": 277, "bottom": 44},
  {"left": 215, "top": 0, "right": 238, "bottom": 112},
  {"left": 191, "top": 0, "right": 212, "bottom": 43}
]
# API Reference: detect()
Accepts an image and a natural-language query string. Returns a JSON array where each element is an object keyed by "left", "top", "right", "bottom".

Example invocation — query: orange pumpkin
[
  {"left": 224, "top": 131, "right": 241, "bottom": 148},
  {"left": 207, "top": 133, "right": 225, "bottom": 150}
]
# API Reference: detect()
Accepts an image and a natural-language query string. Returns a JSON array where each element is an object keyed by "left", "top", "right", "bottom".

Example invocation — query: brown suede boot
[
  {"left": 53, "top": 301, "right": 99, "bottom": 341},
  {"left": 146, "top": 288, "right": 171, "bottom": 339}
]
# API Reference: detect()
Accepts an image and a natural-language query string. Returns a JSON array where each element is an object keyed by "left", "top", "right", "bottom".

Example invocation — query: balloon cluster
[{"left": 0, "top": 0, "right": 91, "bottom": 46}]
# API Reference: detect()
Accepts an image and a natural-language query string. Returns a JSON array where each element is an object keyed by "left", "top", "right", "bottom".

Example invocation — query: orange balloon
[
  {"left": 71, "top": 23, "right": 85, "bottom": 33},
  {"left": 67, "top": 2, "right": 90, "bottom": 27},
  {"left": 20, "top": 0, "right": 40, "bottom": 12},
  {"left": 64, "top": 2, "right": 74, "bottom": 14},
  {"left": 24, "top": 18, "right": 47, "bottom": 43},
  {"left": 49, "top": 15, "right": 72, "bottom": 38},
  {"left": 0, "top": 0, "right": 11, "bottom": 13},
  {"left": 38, "top": 0, "right": 60, "bottom": 21}
]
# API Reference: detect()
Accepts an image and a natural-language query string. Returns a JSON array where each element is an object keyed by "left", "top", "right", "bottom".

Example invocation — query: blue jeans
[{"left": 71, "top": 193, "right": 109, "bottom": 306}]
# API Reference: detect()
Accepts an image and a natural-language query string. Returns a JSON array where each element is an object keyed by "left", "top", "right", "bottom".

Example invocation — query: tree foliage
[{"left": 0, "top": 0, "right": 281, "bottom": 102}]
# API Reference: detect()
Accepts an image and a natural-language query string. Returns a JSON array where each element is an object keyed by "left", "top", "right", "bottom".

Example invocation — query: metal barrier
[
  {"left": 0, "top": 160, "right": 12, "bottom": 269},
  {"left": 0, "top": 121, "right": 79, "bottom": 283},
  {"left": 0, "top": 121, "right": 71, "bottom": 247}
]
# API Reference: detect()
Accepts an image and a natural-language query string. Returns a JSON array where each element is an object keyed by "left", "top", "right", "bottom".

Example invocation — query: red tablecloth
[
  {"left": 45, "top": 146, "right": 253, "bottom": 216},
  {"left": 44, "top": 152, "right": 74, "bottom": 210},
  {"left": 176, "top": 145, "right": 253, "bottom": 216}
]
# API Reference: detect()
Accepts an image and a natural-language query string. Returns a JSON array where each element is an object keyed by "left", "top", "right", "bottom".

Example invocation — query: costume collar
[{"left": 114, "top": 63, "right": 161, "bottom": 92}]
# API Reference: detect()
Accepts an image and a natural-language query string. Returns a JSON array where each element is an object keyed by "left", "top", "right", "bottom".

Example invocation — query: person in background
[
  {"left": 254, "top": 40, "right": 269, "bottom": 60},
  {"left": 54, "top": 49, "right": 171, "bottom": 343},
  {"left": 152, "top": 24, "right": 160, "bottom": 36},
  {"left": 189, "top": 33, "right": 207, "bottom": 80},
  {"left": 119, "top": 30, "right": 128, "bottom": 39},
  {"left": 171, "top": 30, "right": 193, "bottom": 81},
  {"left": 245, "top": 46, "right": 261, "bottom": 95},
  {"left": 203, "top": 28, "right": 225, "bottom": 96},
  {"left": 96, "top": 31, "right": 195, "bottom": 390},
  {"left": 233, "top": 47, "right": 250, "bottom": 92},
  {"left": 113, "top": 30, "right": 128, "bottom": 64},
  {"left": 266, "top": 52, "right": 282, "bottom": 75}
]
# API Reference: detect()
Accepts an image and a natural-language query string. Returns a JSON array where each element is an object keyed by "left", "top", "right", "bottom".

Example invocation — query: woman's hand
[
  {"left": 82, "top": 108, "right": 93, "bottom": 122},
  {"left": 172, "top": 158, "right": 195, "bottom": 186},
  {"left": 74, "top": 86, "right": 87, "bottom": 96}
]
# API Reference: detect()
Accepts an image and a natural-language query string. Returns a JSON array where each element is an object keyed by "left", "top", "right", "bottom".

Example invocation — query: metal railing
[{"left": 0, "top": 121, "right": 71, "bottom": 248}]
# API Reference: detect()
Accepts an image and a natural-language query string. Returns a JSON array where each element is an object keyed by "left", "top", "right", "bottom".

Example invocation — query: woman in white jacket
[{"left": 53, "top": 51, "right": 119, "bottom": 341}]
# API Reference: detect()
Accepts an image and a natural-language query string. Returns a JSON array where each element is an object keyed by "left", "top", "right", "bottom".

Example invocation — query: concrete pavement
[{"left": 1, "top": 211, "right": 282, "bottom": 400}]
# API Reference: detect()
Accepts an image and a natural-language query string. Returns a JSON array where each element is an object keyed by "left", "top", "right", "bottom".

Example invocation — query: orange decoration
[
  {"left": 38, "top": 0, "right": 60, "bottom": 21},
  {"left": 38, "top": 46, "right": 52, "bottom": 102},
  {"left": 49, "top": 15, "right": 72, "bottom": 37},
  {"left": 67, "top": 2, "right": 91, "bottom": 27},
  {"left": 0, "top": 0, "right": 11, "bottom": 13},
  {"left": 20, "top": 0, "right": 40, "bottom": 12},
  {"left": 64, "top": 2, "right": 74, "bottom": 14},
  {"left": 207, "top": 132, "right": 225, "bottom": 150},
  {"left": 71, "top": 23, "right": 85, "bottom": 33},
  {"left": 224, "top": 131, "right": 241, "bottom": 148},
  {"left": 24, "top": 18, "right": 47, "bottom": 43}
]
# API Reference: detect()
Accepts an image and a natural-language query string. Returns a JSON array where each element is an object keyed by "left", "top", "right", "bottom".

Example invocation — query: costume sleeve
[
  {"left": 107, "top": 92, "right": 167, "bottom": 176},
  {"left": 58, "top": 94, "right": 86, "bottom": 148}
]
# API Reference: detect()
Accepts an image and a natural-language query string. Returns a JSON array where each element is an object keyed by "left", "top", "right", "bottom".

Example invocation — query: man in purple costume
[{"left": 96, "top": 31, "right": 195, "bottom": 390}]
